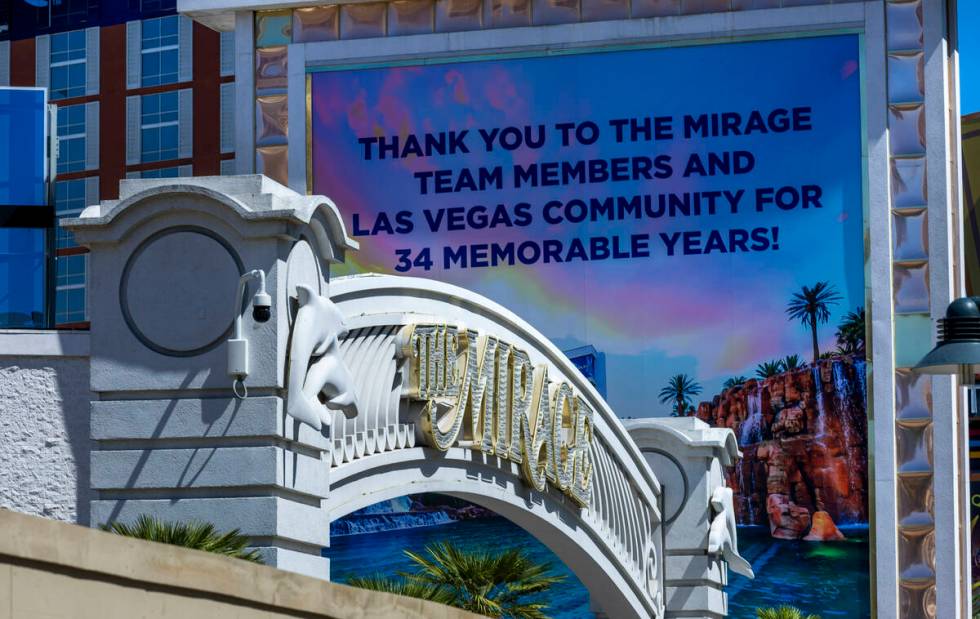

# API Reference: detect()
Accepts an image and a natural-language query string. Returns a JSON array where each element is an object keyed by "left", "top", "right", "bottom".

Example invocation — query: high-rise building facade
[{"left": 0, "top": 0, "right": 235, "bottom": 328}]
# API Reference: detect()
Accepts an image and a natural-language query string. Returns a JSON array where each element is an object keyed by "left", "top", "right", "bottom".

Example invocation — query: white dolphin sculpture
[
  {"left": 286, "top": 284, "right": 359, "bottom": 430},
  {"left": 708, "top": 485, "right": 755, "bottom": 579}
]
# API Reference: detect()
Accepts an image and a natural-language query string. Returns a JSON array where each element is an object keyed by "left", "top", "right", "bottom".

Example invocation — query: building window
[
  {"left": 50, "top": 0, "right": 95, "bottom": 30},
  {"left": 50, "top": 30, "right": 87, "bottom": 100},
  {"left": 28, "top": 0, "right": 94, "bottom": 31},
  {"left": 136, "top": 0, "right": 177, "bottom": 15},
  {"left": 0, "top": 229, "right": 46, "bottom": 328},
  {"left": 57, "top": 104, "right": 86, "bottom": 173},
  {"left": 55, "top": 180, "right": 86, "bottom": 249},
  {"left": 141, "top": 166, "right": 181, "bottom": 178},
  {"left": 141, "top": 91, "right": 178, "bottom": 163},
  {"left": 141, "top": 16, "right": 179, "bottom": 87},
  {"left": 55, "top": 254, "right": 87, "bottom": 324}
]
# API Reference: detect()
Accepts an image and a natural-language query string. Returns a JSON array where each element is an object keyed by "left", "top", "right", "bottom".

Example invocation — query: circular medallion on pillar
[
  {"left": 641, "top": 448, "right": 689, "bottom": 525},
  {"left": 120, "top": 225, "right": 244, "bottom": 357}
]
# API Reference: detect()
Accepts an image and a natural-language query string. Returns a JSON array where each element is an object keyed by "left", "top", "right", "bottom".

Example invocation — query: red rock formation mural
[{"left": 696, "top": 356, "right": 868, "bottom": 539}]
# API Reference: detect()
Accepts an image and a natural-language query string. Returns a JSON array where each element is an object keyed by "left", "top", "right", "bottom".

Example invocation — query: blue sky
[{"left": 962, "top": 2, "right": 979, "bottom": 115}]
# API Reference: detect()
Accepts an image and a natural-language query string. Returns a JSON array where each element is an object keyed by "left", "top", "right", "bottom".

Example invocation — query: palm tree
[
  {"left": 755, "top": 360, "right": 784, "bottom": 379},
  {"left": 723, "top": 376, "right": 748, "bottom": 390},
  {"left": 756, "top": 606, "right": 822, "bottom": 619},
  {"left": 345, "top": 575, "right": 455, "bottom": 605},
  {"left": 350, "top": 541, "right": 566, "bottom": 619},
  {"left": 782, "top": 354, "right": 802, "bottom": 371},
  {"left": 786, "top": 282, "right": 842, "bottom": 362},
  {"left": 101, "top": 514, "right": 263, "bottom": 563},
  {"left": 835, "top": 306, "right": 866, "bottom": 354},
  {"left": 658, "top": 374, "right": 702, "bottom": 416}
]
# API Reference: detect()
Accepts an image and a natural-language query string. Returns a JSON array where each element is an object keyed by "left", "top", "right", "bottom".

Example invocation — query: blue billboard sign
[
  {"left": 0, "top": 87, "right": 50, "bottom": 328},
  {"left": 310, "top": 34, "right": 870, "bottom": 617}
]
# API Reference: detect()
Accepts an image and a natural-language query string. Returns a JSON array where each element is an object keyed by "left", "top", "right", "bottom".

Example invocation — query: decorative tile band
[{"left": 885, "top": 0, "right": 935, "bottom": 616}]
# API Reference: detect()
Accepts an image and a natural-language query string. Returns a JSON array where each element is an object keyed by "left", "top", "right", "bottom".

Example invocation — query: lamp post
[
  {"left": 915, "top": 296, "right": 980, "bottom": 385},
  {"left": 916, "top": 296, "right": 980, "bottom": 618}
]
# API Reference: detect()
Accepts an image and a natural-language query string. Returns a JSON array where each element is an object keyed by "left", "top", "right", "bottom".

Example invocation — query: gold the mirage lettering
[{"left": 399, "top": 324, "right": 594, "bottom": 507}]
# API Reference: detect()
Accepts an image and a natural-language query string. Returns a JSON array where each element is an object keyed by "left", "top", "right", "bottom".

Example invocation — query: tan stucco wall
[{"left": 0, "top": 508, "right": 482, "bottom": 619}]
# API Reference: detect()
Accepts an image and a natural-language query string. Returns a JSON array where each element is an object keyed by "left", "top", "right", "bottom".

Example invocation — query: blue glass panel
[
  {"left": 142, "top": 53, "right": 161, "bottom": 85},
  {"left": 51, "top": 32, "right": 68, "bottom": 57},
  {"left": 142, "top": 167, "right": 180, "bottom": 178},
  {"left": 141, "top": 17, "right": 180, "bottom": 87},
  {"left": 160, "top": 50, "right": 178, "bottom": 81},
  {"left": 0, "top": 89, "right": 47, "bottom": 206},
  {"left": 56, "top": 286, "right": 86, "bottom": 324},
  {"left": 55, "top": 253, "right": 87, "bottom": 324},
  {"left": 143, "top": 17, "right": 160, "bottom": 41},
  {"left": 0, "top": 229, "right": 47, "bottom": 328},
  {"left": 58, "top": 137, "right": 86, "bottom": 173},
  {"left": 50, "top": 30, "right": 87, "bottom": 100},
  {"left": 142, "top": 16, "right": 179, "bottom": 49},
  {"left": 160, "top": 125, "right": 178, "bottom": 155},
  {"left": 58, "top": 104, "right": 85, "bottom": 134},
  {"left": 161, "top": 15, "right": 179, "bottom": 40},
  {"left": 55, "top": 180, "right": 85, "bottom": 249},
  {"left": 143, "top": 127, "right": 160, "bottom": 152},
  {"left": 50, "top": 30, "right": 86, "bottom": 65},
  {"left": 56, "top": 254, "right": 86, "bottom": 287},
  {"left": 142, "top": 92, "right": 160, "bottom": 117},
  {"left": 140, "top": 91, "right": 180, "bottom": 162}
]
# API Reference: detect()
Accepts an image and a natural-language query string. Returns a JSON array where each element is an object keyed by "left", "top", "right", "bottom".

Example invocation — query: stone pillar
[
  {"left": 67, "top": 175, "right": 357, "bottom": 578},
  {"left": 624, "top": 418, "right": 742, "bottom": 619}
]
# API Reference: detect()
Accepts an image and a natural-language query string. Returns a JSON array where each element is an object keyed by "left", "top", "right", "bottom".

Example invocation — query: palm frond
[
  {"left": 658, "top": 373, "right": 703, "bottom": 414},
  {"left": 782, "top": 354, "right": 802, "bottom": 371},
  {"left": 347, "top": 574, "right": 454, "bottom": 604},
  {"left": 785, "top": 282, "right": 842, "bottom": 325},
  {"left": 755, "top": 360, "right": 784, "bottom": 379},
  {"left": 835, "top": 306, "right": 866, "bottom": 353},
  {"left": 349, "top": 540, "right": 568, "bottom": 618},
  {"left": 723, "top": 376, "right": 748, "bottom": 390},
  {"left": 756, "top": 605, "right": 822, "bottom": 619},
  {"left": 101, "top": 514, "right": 263, "bottom": 563}
]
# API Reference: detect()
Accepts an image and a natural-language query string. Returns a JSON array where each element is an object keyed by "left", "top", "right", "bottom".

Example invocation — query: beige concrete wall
[{"left": 0, "top": 508, "right": 482, "bottom": 619}]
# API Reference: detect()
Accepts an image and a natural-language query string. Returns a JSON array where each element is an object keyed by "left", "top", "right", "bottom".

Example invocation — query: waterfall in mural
[
  {"left": 736, "top": 458, "right": 758, "bottom": 525},
  {"left": 740, "top": 392, "right": 765, "bottom": 445},
  {"left": 696, "top": 355, "right": 869, "bottom": 539},
  {"left": 813, "top": 366, "right": 827, "bottom": 440}
]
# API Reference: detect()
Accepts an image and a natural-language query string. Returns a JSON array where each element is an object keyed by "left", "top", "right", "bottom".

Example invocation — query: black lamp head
[{"left": 915, "top": 296, "right": 980, "bottom": 383}]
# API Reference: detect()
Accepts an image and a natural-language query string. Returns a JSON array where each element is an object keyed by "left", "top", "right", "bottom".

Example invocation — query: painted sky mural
[
  {"left": 311, "top": 34, "right": 864, "bottom": 420},
  {"left": 313, "top": 33, "right": 870, "bottom": 617}
]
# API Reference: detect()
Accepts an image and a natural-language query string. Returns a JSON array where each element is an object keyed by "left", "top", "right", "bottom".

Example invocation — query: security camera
[
  {"left": 228, "top": 269, "right": 271, "bottom": 391},
  {"left": 252, "top": 290, "right": 272, "bottom": 323}
]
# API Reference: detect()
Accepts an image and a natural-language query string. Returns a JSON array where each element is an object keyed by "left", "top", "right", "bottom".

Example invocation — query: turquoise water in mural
[
  {"left": 726, "top": 525, "right": 871, "bottom": 619},
  {"left": 328, "top": 517, "right": 591, "bottom": 618},
  {"left": 326, "top": 518, "right": 870, "bottom": 618}
]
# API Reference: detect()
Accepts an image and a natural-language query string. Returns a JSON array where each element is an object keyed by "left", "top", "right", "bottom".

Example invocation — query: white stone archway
[
  {"left": 326, "top": 448, "right": 655, "bottom": 619},
  {"left": 72, "top": 177, "right": 749, "bottom": 619},
  {"left": 321, "top": 274, "right": 665, "bottom": 619}
]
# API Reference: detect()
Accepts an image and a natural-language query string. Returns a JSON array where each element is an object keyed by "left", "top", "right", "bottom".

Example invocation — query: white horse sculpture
[
  {"left": 708, "top": 485, "right": 755, "bottom": 578},
  {"left": 286, "top": 284, "right": 359, "bottom": 430}
]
